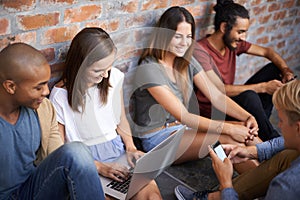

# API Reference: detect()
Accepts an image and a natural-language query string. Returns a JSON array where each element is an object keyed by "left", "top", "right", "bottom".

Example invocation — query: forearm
[
  {"left": 256, "top": 136, "right": 285, "bottom": 162},
  {"left": 225, "top": 83, "right": 266, "bottom": 96},
  {"left": 265, "top": 47, "right": 289, "bottom": 72},
  {"left": 221, "top": 188, "right": 239, "bottom": 200},
  {"left": 181, "top": 111, "right": 233, "bottom": 136},
  {"left": 117, "top": 126, "right": 137, "bottom": 151},
  {"left": 221, "top": 95, "right": 252, "bottom": 122}
]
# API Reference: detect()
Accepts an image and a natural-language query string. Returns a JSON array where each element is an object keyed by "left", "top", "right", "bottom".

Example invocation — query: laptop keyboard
[{"left": 106, "top": 170, "right": 133, "bottom": 194}]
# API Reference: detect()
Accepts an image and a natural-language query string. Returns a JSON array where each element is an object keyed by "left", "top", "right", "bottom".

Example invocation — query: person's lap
[
  {"left": 233, "top": 149, "right": 299, "bottom": 200},
  {"left": 16, "top": 142, "right": 104, "bottom": 200}
]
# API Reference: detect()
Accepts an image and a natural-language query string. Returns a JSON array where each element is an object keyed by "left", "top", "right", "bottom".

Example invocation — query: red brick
[
  {"left": 250, "top": 0, "right": 262, "bottom": 6},
  {"left": 254, "top": 26, "right": 265, "bottom": 35},
  {"left": 0, "top": 18, "right": 10, "bottom": 35},
  {"left": 64, "top": 5, "right": 102, "bottom": 23},
  {"left": 0, "top": 31, "right": 36, "bottom": 50},
  {"left": 271, "top": 33, "right": 283, "bottom": 41},
  {"left": 121, "top": 1, "right": 139, "bottom": 13},
  {"left": 41, "top": 25, "right": 79, "bottom": 45},
  {"left": 185, "top": 4, "right": 208, "bottom": 18},
  {"left": 2, "top": 0, "right": 35, "bottom": 11},
  {"left": 86, "top": 19, "right": 120, "bottom": 33},
  {"left": 15, "top": 32, "right": 36, "bottom": 44},
  {"left": 196, "top": 17, "right": 214, "bottom": 33},
  {"left": 17, "top": 13, "right": 59, "bottom": 31},
  {"left": 283, "top": 0, "right": 295, "bottom": 9},
  {"left": 41, "top": 0, "right": 75, "bottom": 5},
  {"left": 252, "top": 5, "right": 267, "bottom": 16},
  {"left": 280, "top": 19, "right": 294, "bottom": 27},
  {"left": 124, "top": 13, "right": 153, "bottom": 28},
  {"left": 171, "top": 0, "right": 195, "bottom": 6},
  {"left": 273, "top": 10, "right": 287, "bottom": 20},
  {"left": 276, "top": 40, "right": 285, "bottom": 49},
  {"left": 268, "top": 3, "right": 281, "bottom": 12},
  {"left": 40, "top": 47, "right": 55, "bottom": 62},
  {"left": 141, "top": 0, "right": 168, "bottom": 11},
  {"left": 258, "top": 14, "right": 272, "bottom": 24},
  {"left": 256, "top": 36, "right": 269, "bottom": 44},
  {"left": 0, "top": 38, "right": 11, "bottom": 51}
]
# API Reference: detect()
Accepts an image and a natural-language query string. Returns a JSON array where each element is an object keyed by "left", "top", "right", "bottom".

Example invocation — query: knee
[
  {"left": 60, "top": 142, "right": 94, "bottom": 168},
  {"left": 134, "top": 181, "right": 162, "bottom": 200},
  {"left": 277, "top": 149, "right": 299, "bottom": 170},
  {"left": 239, "top": 90, "right": 262, "bottom": 108}
]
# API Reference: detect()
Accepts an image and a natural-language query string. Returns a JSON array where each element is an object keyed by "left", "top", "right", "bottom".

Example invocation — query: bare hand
[
  {"left": 208, "top": 146, "right": 233, "bottom": 190},
  {"left": 227, "top": 145, "right": 258, "bottom": 164},
  {"left": 95, "top": 161, "right": 129, "bottom": 182},
  {"left": 126, "top": 150, "right": 144, "bottom": 167},
  {"left": 229, "top": 124, "right": 252, "bottom": 143},
  {"left": 264, "top": 80, "right": 283, "bottom": 95},
  {"left": 244, "top": 115, "right": 259, "bottom": 137},
  {"left": 281, "top": 69, "right": 295, "bottom": 83}
]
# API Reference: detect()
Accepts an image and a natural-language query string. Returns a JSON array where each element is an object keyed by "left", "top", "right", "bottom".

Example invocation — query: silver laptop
[{"left": 99, "top": 125, "right": 186, "bottom": 200}]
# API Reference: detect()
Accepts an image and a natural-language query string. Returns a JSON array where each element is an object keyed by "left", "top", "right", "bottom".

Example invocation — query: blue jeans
[
  {"left": 13, "top": 142, "right": 105, "bottom": 200},
  {"left": 140, "top": 125, "right": 184, "bottom": 152}
]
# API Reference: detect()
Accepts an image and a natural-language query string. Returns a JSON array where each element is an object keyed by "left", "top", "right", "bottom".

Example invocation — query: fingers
[
  {"left": 126, "top": 151, "right": 144, "bottom": 167},
  {"left": 104, "top": 163, "right": 129, "bottom": 182},
  {"left": 222, "top": 144, "right": 235, "bottom": 155},
  {"left": 111, "top": 167, "right": 130, "bottom": 182},
  {"left": 208, "top": 145, "right": 220, "bottom": 162}
]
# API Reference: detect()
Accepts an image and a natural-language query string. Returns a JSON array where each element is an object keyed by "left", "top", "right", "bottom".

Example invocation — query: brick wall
[{"left": 0, "top": 0, "right": 299, "bottom": 86}]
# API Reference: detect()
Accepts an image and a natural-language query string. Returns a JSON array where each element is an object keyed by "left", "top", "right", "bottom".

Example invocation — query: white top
[{"left": 49, "top": 67, "right": 124, "bottom": 146}]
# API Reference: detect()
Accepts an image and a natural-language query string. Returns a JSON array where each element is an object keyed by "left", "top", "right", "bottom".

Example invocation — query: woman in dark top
[{"left": 130, "top": 6, "right": 260, "bottom": 172}]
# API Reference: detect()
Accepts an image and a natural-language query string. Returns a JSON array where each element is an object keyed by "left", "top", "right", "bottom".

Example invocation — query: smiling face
[
  {"left": 168, "top": 21, "right": 193, "bottom": 57},
  {"left": 223, "top": 17, "right": 249, "bottom": 50},
  {"left": 13, "top": 63, "right": 51, "bottom": 110},
  {"left": 85, "top": 51, "right": 115, "bottom": 87}
]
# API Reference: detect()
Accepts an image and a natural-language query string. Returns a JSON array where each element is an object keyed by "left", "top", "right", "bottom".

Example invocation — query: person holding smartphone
[{"left": 175, "top": 80, "right": 300, "bottom": 200}]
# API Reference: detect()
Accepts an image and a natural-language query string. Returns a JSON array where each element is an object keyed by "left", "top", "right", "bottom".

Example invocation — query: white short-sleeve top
[{"left": 50, "top": 67, "right": 124, "bottom": 146}]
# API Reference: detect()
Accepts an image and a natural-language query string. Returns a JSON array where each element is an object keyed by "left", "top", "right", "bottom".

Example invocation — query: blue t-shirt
[{"left": 0, "top": 107, "right": 41, "bottom": 199}]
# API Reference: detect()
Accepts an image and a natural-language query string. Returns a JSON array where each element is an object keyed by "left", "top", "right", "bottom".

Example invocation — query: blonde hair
[{"left": 273, "top": 80, "right": 300, "bottom": 124}]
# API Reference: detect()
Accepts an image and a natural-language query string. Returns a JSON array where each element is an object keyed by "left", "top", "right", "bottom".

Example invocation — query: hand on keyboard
[{"left": 96, "top": 161, "right": 130, "bottom": 182}]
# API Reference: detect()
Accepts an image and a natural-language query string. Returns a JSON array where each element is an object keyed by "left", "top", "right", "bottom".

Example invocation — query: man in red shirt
[{"left": 194, "top": 0, "right": 296, "bottom": 141}]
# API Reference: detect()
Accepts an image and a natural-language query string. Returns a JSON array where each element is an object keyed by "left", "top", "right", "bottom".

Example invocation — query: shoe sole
[{"left": 174, "top": 186, "right": 186, "bottom": 200}]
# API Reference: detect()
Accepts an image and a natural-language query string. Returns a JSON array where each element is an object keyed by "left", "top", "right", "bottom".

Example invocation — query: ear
[
  {"left": 2, "top": 80, "right": 16, "bottom": 94},
  {"left": 220, "top": 22, "right": 227, "bottom": 34}
]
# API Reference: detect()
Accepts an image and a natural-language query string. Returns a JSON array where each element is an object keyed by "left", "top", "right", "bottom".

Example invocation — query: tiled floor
[{"left": 156, "top": 157, "right": 219, "bottom": 200}]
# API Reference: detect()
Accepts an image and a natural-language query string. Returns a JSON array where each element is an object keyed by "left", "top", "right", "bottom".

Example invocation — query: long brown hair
[
  {"left": 60, "top": 27, "right": 116, "bottom": 111},
  {"left": 138, "top": 6, "right": 195, "bottom": 105}
]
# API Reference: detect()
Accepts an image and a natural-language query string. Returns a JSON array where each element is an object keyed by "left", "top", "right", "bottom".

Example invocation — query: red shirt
[{"left": 193, "top": 37, "right": 251, "bottom": 118}]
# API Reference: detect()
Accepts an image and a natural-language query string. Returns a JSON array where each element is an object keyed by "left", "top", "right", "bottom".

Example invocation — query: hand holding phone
[{"left": 211, "top": 141, "right": 227, "bottom": 162}]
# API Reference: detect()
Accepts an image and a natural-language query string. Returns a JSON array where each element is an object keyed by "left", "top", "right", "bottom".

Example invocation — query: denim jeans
[
  {"left": 12, "top": 142, "right": 105, "bottom": 200},
  {"left": 140, "top": 124, "right": 184, "bottom": 152}
]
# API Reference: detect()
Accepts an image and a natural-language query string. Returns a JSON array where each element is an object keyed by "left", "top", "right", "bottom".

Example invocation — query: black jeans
[
  {"left": 212, "top": 63, "right": 281, "bottom": 141},
  {"left": 232, "top": 63, "right": 281, "bottom": 141}
]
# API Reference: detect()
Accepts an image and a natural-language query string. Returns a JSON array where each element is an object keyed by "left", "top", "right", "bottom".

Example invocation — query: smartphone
[{"left": 211, "top": 141, "right": 227, "bottom": 161}]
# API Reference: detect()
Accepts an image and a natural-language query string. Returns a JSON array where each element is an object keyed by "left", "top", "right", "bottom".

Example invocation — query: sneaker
[{"left": 174, "top": 185, "right": 210, "bottom": 200}]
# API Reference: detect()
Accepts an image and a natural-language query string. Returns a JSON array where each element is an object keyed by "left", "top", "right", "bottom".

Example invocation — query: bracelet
[{"left": 216, "top": 123, "right": 223, "bottom": 134}]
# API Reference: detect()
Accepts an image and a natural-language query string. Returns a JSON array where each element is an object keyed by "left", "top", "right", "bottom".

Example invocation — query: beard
[{"left": 223, "top": 30, "right": 237, "bottom": 51}]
